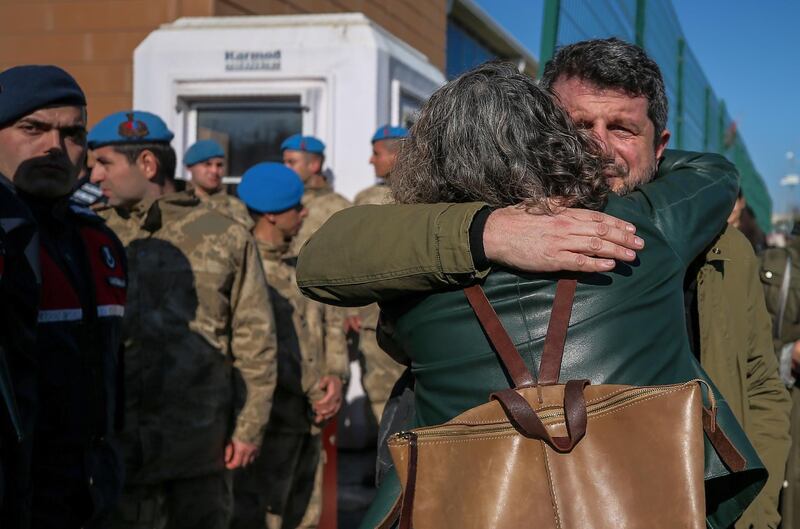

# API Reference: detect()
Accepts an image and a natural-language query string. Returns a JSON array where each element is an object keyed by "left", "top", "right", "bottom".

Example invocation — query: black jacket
[
  {"left": 27, "top": 196, "right": 127, "bottom": 524},
  {"left": 0, "top": 178, "right": 39, "bottom": 529}
]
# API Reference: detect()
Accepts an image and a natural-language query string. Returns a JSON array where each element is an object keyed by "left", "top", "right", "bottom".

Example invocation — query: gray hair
[{"left": 391, "top": 61, "right": 609, "bottom": 211}]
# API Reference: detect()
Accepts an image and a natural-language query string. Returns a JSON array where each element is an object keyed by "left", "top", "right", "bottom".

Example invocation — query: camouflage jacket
[
  {"left": 258, "top": 240, "right": 347, "bottom": 433},
  {"left": 354, "top": 183, "right": 392, "bottom": 206},
  {"left": 290, "top": 182, "right": 351, "bottom": 256},
  {"left": 101, "top": 192, "right": 277, "bottom": 484},
  {"left": 198, "top": 188, "right": 254, "bottom": 230}
]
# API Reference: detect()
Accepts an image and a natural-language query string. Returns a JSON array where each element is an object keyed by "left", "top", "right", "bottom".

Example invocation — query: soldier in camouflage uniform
[
  {"left": 232, "top": 163, "right": 347, "bottom": 529},
  {"left": 352, "top": 126, "right": 408, "bottom": 422},
  {"left": 281, "top": 135, "right": 351, "bottom": 254},
  {"left": 88, "top": 111, "right": 277, "bottom": 529},
  {"left": 184, "top": 139, "right": 253, "bottom": 228},
  {"left": 280, "top": 134, "right": 350, "bottom": 525}
]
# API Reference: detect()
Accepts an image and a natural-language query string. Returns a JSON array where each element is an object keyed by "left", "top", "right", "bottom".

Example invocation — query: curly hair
[{"left": 391, "top": 61, "right": 610, "bottom": 211}]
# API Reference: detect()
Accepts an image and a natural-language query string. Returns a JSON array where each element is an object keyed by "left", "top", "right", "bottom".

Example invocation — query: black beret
[{"left": 0, "top": 65, "right": 86, "bottom": 127}]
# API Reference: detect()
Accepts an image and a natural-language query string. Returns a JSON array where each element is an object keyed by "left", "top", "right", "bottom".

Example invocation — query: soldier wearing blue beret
[
  {"left": 88, "top": 111, "right": 177, "bottom": 208},
  {"left": 351, "top": 125, "right": 408, "bottom": 436},
  {"left": 279, "top": 134, "right": 350, "bottom": 526},
  {"left": 90, "top": 111, "right": 276, "bottom": 529},
  {"left": 354, "top": 124, "right": 407, "bottom": 206},
  {"left": 0, "top": 65, "right": 127, "bottom": 528},
  {"left": 234, "top": 162, "right": 347, "bottom": 529},
  {"left": 182, "top": 139, "right": 252, "bottom": 228},
  {"left": 279, "top": 133, "right": 351, "bottom": 253},
  {"left": 184, "top": 139, "right": 225, "bottom": 197}
]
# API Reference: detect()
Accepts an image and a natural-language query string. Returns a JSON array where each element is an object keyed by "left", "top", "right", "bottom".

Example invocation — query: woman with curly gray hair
[
  {"left": 299, "top": 61, "right": 763, "bottom": 529},
  {"left": 391, "top": 61, "right": 609, "bottom": 212}
]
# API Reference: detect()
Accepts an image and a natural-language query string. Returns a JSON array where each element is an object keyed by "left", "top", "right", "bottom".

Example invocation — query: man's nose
[
  {"left": 43, "top": 129, "right": 63, "bottom": 152},
  {"left": 89, "top": 166, "right": 103, "bottom": 184},
  {"left": 590, "top": 125, "right": 609, "bottom": 150}
]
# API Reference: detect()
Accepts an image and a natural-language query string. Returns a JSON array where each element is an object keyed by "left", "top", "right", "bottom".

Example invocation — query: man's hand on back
[{"left": 484, "top": 205, "right": 643, "bottom": 273}]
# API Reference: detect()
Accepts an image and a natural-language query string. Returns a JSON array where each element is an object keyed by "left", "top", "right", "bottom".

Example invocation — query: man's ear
[
  {"left": 137, "top": 150, "right": 159, "bottom": 181},
  {"left": 655, "top": 129, "right": 671, "bottom": 160}
]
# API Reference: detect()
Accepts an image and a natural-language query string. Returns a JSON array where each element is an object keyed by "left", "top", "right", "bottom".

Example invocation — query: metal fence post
[
  {"left": 718, "top": 100, "right": 727, "bottom": 152},
  {"left": 539, "top": 0, "right": 561, "bottom": 77},
  {"left": 676, "top": 37, "right": 685, "bottom": 149},
  {"left": 703, "top": 86, "right": 711, "bottom": 151},
  {"left": 635, "top": 0, "right": 646, "bottom": 47}
]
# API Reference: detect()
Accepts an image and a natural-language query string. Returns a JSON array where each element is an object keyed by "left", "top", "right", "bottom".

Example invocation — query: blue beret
[
  {"left": 280, "top": 134, "right": 325, "bottom": 155},
  {"left": 372, "top": 124, "right": 408, "bottom": 143},
  {"left": 87, "top": 110, "right": 174, "bottom": 149},
  {"left": 0, "top": 65, "right": 86, "bottom": 126},
  {"left": 184, "top": 139, "right": 225, "bottom": 167},
  {"left": 238, "top": 162, "right": 305, "bottom": 214}
]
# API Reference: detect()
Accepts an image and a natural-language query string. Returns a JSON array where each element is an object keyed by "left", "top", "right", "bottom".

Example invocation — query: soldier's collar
[
  {"left": 304, "top": 180, "right": 332, "bottom": 196},
  {"left": 128, "top": 196, "right": 160, "bottom": 231},
  {"left": 256, "top": 239, "right": 290, "bottom": 261}
]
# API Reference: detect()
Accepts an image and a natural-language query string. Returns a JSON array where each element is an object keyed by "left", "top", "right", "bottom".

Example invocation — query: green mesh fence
[{"left": 541, "top": 0, "right": 772, "bottom": 232}]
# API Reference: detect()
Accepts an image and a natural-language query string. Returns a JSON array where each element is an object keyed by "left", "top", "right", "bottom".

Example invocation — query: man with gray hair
[{"left": 297, "top": 39, "right": 790, "bottom": 529}]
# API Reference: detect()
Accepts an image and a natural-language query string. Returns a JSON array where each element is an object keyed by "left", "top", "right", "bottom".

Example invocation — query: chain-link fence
[{"left": 540, "top": 0, "right": 772, "bottom": 232}]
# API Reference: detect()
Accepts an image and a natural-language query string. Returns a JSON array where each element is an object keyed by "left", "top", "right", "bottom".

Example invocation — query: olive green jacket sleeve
[
  {"left": 739, "top": 276, "right": 791, "bottom": 529},
  {"left": 230, "top": 234, "right": 278, "bottom": 447},
  {"left": 689, "top": 225, "right": 791, "bottom": 529},
  {"left": 297, "top": 202, "right": 489, "bottom": 306},
  {"left": 296, "top": 150, "right": 738, "bottom": 306}
]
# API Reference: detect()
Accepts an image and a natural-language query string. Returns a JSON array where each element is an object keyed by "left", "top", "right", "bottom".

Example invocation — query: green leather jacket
[{"left": 297, "top": 151, "right": 768, "bottom": 528}]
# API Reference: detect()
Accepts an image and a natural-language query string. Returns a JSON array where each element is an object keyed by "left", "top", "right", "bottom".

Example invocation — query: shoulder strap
[
  {"left": 463, "top": 278, "right": 577, "bottom": 388},
  {"left": 775, "top": 249, "right": 793, "bottom": 340},
  {"left": 539, "top": 279, "right": 577, "bottom": 385},
  {"left": 464, "top": 285, "right": 535, "bottom": 388}
]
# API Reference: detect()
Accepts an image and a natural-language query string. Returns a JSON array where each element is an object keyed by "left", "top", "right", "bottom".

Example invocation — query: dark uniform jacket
[
  {"left": 28, "top": 195, "right": 127, "bottom": 526},
  {"left": 298, "top": 151, "right": 768, "bottom": 529},
  {"left": 0, "top": 177, "right": 39, "bottom": 529}
]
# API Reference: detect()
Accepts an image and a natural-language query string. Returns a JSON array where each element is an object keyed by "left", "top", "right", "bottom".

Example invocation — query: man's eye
[
  {"left": 609, "top": 125, "right": 634, "bottom": 134},
  {"left": 19, "top": 124, "right": 39, "bottom": 134},
  {"left": 63, "top": 128, "right": 87, "bottom": 142}
]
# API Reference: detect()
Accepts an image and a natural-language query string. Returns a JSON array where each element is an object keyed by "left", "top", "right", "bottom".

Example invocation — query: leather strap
[
  {"left": 539, "top": 279, "right": 578, "bottom": 385},
  {"left": 398, "top": 432, "right": 418, "bottom": 529},
  {"left": 702, "top": 407, "right": 746, "bottom": 473},
  {"left": 491, "top": 379, "right": 589, "bottom": 453},
  {"left": 464, "top": 285, "right": 536, "bottom": 388}
]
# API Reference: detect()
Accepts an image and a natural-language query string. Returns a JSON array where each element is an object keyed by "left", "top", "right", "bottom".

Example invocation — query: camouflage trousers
[
  {"left": 108, "top": 472, "right": 232, "bottom": 529},
  {"left": 232, "top": 433, "right": 321, "bottom": 529},
  {"left": 360, "top": 326, "right": 405, "bottom": 423}
]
